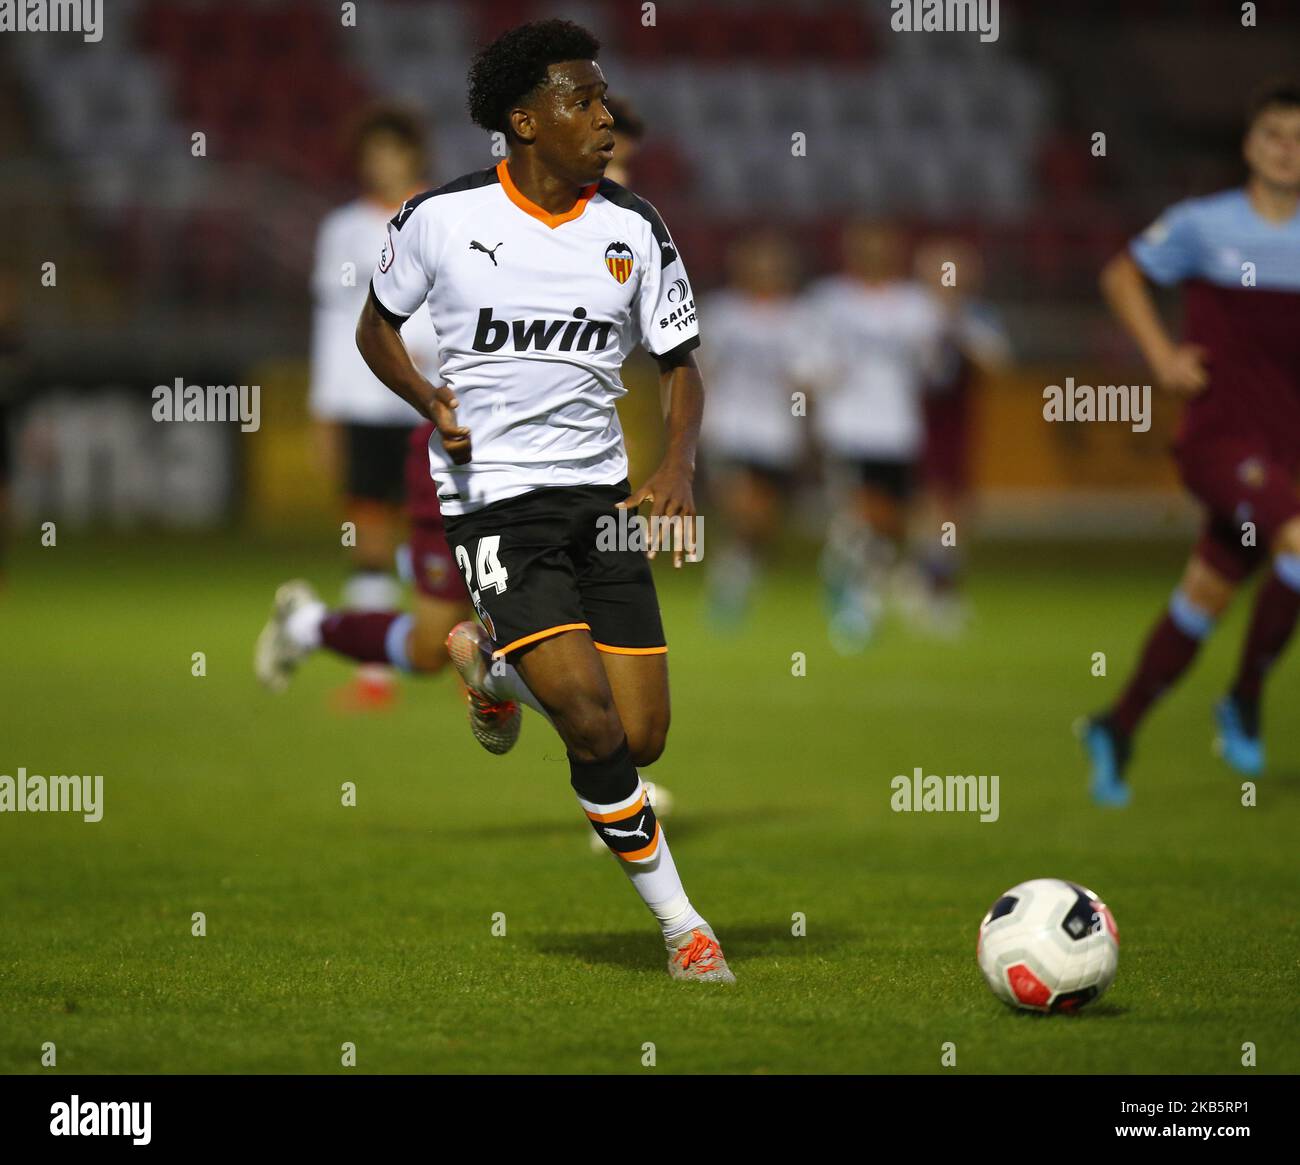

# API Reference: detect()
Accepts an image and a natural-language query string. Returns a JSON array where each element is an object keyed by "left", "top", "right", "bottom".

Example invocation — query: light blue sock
[
  {"left": 1169, "top": 588, "right": 1215, "bottom": 640},
  {"left": 1274, "top": 553, "right": 1300, "bottom": 593},
  {"left": 384, "top": 613, "right": 415, "bottom": 672}
]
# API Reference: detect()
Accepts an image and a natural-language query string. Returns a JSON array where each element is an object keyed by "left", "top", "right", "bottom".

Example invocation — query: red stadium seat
[
  {"left": 749, "top": 9, "right": 801, "bottom": 63},
  {"left": 817, "top": 9, "right": 873, "bottom": 64},
  {"left": 682, "top": 6, "right": 736, "bottom": 61},
  {"left": 475, "top": 0, "right": 537, "bottom": 45}
]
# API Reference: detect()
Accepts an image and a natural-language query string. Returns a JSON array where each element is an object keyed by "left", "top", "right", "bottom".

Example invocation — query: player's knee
[
  {"left": 553, "top": 685, "right": 624, "bottom": 761},
  {"left": 628, "top": 736, "right": 666, "bottom": 768},
  {"left": 626, "top": 715, "right": 670, "bottom": 767}
]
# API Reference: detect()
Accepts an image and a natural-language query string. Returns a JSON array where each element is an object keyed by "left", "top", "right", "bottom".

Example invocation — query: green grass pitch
[{"left": 1, "top": 532, "right": 1296, "bottom": 1074}]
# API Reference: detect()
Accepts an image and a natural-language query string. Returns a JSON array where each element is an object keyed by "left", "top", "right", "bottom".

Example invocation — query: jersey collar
[{"left": 496, "top": 160, "right": 596, "bottom": 229}]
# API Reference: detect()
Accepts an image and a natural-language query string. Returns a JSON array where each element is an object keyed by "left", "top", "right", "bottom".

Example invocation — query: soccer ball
[{"left": 977, "top": 878, "right": 1119, "bottom": 1013}]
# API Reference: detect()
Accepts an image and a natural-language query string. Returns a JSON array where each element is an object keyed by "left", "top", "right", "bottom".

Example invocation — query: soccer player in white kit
[
  {"left": 353, "top": 21, "right": 733, "bottom": 983},
  {"left": 802, "top": 220, "right": 945, "bottom": 652},
  {"left": 308, "top": 106, "right": 442, "bottom": 706},
  {"left": 697, "top": 231, "right": 807, "bottom": 623}
]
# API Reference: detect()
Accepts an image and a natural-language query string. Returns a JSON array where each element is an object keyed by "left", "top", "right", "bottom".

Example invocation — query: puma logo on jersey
[
  {"left": 602, "top": 813, "right": 650, "bottom": 841},
  {"left": 472, "top": 306, "right": 614, "bottom": 353},
  {"left": 470, "top": 240, "right": 503, "bottom": 266}
]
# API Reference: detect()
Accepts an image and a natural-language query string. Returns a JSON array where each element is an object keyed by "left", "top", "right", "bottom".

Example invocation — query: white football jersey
[
  {"left": 309, "top": 197, "right": 441, "bottom": 425},
  {"left": 800, "top": 276, "right": 944, "bottom": 460},
  {"left": 697, "top": 289, "right": 805, "bottom": 470},
  {"left": 369, "top": 161, "right": 699, "bottom": 515}
]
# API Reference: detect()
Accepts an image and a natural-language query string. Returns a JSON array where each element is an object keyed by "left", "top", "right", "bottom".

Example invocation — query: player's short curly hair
[{"left": 467, "top": 19, "right": 601, "bottom": 137}]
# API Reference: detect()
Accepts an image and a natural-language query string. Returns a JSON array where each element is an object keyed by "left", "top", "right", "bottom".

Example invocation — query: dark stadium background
[
  {"left": 1, "top": 0, "right": 1298, "bottom": 1081},
  {"left": 5, "top": 0, "right": 1297, "bottom": 535}
]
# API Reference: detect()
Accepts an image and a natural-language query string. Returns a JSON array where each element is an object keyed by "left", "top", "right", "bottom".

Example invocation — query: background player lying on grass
[
  {"left": 1083, "top": 80, "right": 1300, "bottom": 805},
  {"left": 353, "top": 20, "right": 733, "bottom": 982}
]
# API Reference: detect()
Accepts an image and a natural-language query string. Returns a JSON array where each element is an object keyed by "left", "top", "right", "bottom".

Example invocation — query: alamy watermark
[
  {"left": 890, "top": 0, "right": 999, "bottom": 43},
  {"left": 50, "top": 1095, "right": 150, "bottom": 1145},
  {"left": 152, "top": 379, "right": 261, "bottom": 433},
  {"left": 0, "top": 0, "right": 103, "bottom": 42},
  {"left": 1043, "top": 378, "right": 1151, "bottom": 433},
  {"left": 891, "top": 767, "right": 999, "bottom": 822},
  {"left": 0, "top": 767, "right": 103, "bottom": 822},
  {"left": 596, "top": 510, "right": 704, "bottom": 561}
]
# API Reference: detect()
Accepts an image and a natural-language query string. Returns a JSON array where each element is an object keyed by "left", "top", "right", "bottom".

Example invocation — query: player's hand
[
  {"left": 1152, "top": 344, "right": 1209, "bottom": 398},
  {"left": 618, "top": 464, "right": 698, "bottom": 568},
  {"left": 428, "top": 383, "right": 472, "bottom": 464}
]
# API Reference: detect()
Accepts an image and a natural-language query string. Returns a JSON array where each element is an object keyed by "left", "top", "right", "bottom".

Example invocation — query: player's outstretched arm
[
  {"left": 1099, "top": 251, "right": 1207, "bottom": 398},
  {"left": 619, "top": 351, "right": 703, "bottom": 568},
  {"left": 355, "top": 291, "right": 471, "bottom": 463}
]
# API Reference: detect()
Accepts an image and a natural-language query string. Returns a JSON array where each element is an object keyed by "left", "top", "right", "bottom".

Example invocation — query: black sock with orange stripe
[
  {"left": 569, "top": 738, "right": 707, "bottom": 939},
  {"left": 570, "top": 738, "right": 660, "bottom": 862}
]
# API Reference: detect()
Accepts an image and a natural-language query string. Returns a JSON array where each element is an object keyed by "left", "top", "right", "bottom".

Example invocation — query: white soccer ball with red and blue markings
[{"left": 977, "top": 878, "right": 1120, "bottom": 1013}]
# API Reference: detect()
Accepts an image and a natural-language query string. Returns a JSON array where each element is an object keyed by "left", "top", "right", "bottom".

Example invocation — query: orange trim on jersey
[
  {"left": 593, "top": 643, "right": 668, "bottom": 656},
  {"left": 585, "top": 792, "right": 647, "bottom": 824},
  {"left": 496, "top": 160, "right": 597, "bottom": 228},
  {"left": 492, "top": 622, "right": 590, "bottom": 657},
  {"left": 618, "top": 823, "right": 661, "bottom": 863}
]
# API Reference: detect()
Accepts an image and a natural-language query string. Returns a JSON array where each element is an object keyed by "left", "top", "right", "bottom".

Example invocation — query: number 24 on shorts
[{"left": 454, "top": 536, "right": 510, "bottom": 612}]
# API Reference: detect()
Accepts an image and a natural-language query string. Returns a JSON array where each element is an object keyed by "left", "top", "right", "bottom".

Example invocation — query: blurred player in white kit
[
  {"left": 801, "top": 220, "right": 945, "bottom": 652},
  {"left": 697, "top": 231, "right": 807, "bottom": 624},
  {"left": 308, "top": 105, "right": 442, "bottom": 707}
]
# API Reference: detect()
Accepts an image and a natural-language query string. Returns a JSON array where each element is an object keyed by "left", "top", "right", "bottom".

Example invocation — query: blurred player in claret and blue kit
[
  {"left": 1084, "top": 81, "right": 1300, "bottom": 805},
  {"left": 352, "top": 20, "right": 734, "bottom": 982}
]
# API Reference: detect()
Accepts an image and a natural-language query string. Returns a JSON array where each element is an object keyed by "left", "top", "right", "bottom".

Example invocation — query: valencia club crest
[{"left": 605, "top": 242, "right": 634, "bottom": 284}]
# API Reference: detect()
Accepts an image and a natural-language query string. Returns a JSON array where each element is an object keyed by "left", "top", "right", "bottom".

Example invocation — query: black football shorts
[
  {"left": 442, "top": 481, "right": 667, "bottom": 659},
  {"left": 853, "top": 457, "right": 916, "bottom": 501}
]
